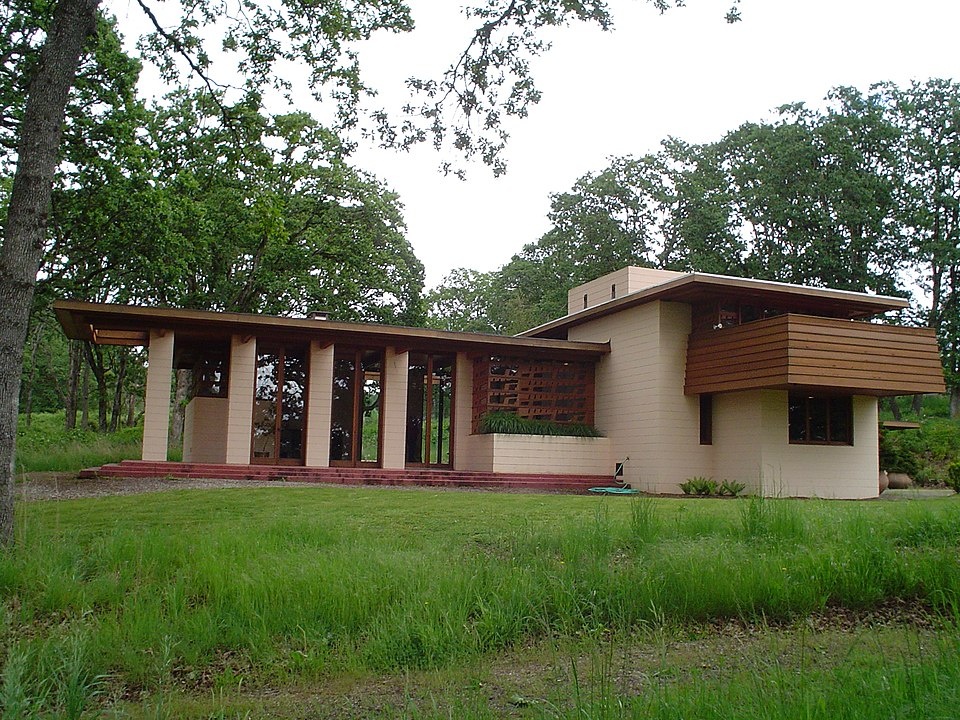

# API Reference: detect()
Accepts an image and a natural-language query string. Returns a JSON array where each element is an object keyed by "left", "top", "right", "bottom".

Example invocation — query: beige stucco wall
[
  {"left": 452, "top": 352, "right": 476, "bottom": 472},
  {"left": 712, "top": 390, "right": 763, "bottom": 492},
  {"left": 142, "top": 330, "right": 174, "bottom": 461},
  {"left": 712, "top": 390, "right": 879, "bottom": 499},
  {"left": 458, "top": 434, "right": 611, "bottom": 475},
  {"left": 224, "top": 335, "right": 256, "bottom": 464},
  {"left": 381, "top": 348, "right": 408, "bottom": 469},
  {"left": 567, "top": 300, "right": 710, "bottom": 493},
  {"left": 183, "top": 396, "right": 229, "bottom": 463},
  {"left": 762, "top": 391, "right": 878, "bottom": 499},
  {"left": 304, "top": 342, "right": 334, "bottom": 467},
  {"left": 567, "top": 267, "right": 686, "bottom": 314}
]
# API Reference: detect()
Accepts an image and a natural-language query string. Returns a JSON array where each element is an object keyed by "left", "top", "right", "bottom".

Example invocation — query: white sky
[
  {"left": 348, "top": 0, "right": 960, "bottom": 288},
  {"left": 111, "top": 0, "right": 960, "bottom": 289}
]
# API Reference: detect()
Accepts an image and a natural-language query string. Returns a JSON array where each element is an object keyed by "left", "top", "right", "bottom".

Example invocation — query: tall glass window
[
  {"left": 252, "top": 345, "right": 306, "bottom": 463},
  {"left": 330, "top": 348, "right": 383, "bottom": 465},
  {"left": 405, "top": 353, "right": 455, "bottom": 466}
]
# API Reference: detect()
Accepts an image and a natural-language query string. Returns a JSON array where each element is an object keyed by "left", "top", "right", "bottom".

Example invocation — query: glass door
[
  {"left": 251, "top": 344, "right": 307, "bottom": 464},
  {"left": 330, "top": 348, "right": 383, "bottom": 466},
  {"left": 405, "top": 353, "right": 454, "bottom": 467}
]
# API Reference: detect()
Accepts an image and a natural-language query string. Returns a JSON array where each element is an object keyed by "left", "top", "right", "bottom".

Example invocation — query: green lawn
[{"left": 2, "top": 487, "right": 959, "bottom": 718}]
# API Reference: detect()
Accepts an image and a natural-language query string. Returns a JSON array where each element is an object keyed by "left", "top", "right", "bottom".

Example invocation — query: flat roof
[
  {"left": 521, "top": 273, "right": 910, "bottom": 339},
  {"left": 54, "top": 300, "right": 610, "bottom": 360}
]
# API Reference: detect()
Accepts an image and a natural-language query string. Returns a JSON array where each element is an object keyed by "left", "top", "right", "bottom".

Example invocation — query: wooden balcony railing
[{"left": 685, "top": 314, "right": 945, "bottom": 396}]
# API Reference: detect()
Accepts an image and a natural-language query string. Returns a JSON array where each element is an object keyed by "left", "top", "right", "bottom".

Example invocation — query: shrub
[
  {"left": 878, "top": 429, "right": 921, "bottom": 476},
  {"left": 879, "top": 420, "right": 960, "bottom": 485},
  {"left": 476, "top": 411, "right": 602, "bottom": 437},
  {"left": 719, "top": 480, "right": 746, "bottom": 497},
  {"left": 947, "top": 461, "right": 960, "bottom": 493},
  {"left": 680, "top": 476, "right": 719, "bottom": 496}
]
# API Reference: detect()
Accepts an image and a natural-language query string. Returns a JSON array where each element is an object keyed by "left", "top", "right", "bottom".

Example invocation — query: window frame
[
  {"left": 788, "top": 394, "right": 854, "bottom": 446},
  {"left": 699, "top": 394, "right": 713, "bottom": 445}
]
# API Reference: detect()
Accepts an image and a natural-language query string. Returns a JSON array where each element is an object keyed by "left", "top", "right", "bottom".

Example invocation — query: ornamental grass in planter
[{"left": 476, "top": 411, "right": 603, "bottom": 437}]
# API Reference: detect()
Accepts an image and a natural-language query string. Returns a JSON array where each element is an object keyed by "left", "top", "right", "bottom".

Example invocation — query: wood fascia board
[
  {"left": 522, "top": 275, "right": 910, "bottom": 338},
  {"left": 52, "top": 300, "right": 610, "bottom": 359}
]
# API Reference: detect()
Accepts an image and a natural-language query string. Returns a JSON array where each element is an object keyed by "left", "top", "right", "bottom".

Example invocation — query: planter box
[{"left": 458, "top": 433, "right": 612, "bottom": 475}]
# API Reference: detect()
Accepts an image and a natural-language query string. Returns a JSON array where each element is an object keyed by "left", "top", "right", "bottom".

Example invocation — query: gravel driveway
[{"left": 16, "top": 472, "right": 315, "bottom": 502}]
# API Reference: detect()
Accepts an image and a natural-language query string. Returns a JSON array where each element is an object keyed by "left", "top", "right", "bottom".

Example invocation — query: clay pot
[
  {"left": 878, "top": 470, "right": 889, "bottom": 494},
  {"left": 887, "top": 472, "right": 913, "bottom": 490}
]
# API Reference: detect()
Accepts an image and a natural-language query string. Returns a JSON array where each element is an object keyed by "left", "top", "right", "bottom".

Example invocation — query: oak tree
[{"left": 2, "top": 0, "right": 736, "bottom": 544}]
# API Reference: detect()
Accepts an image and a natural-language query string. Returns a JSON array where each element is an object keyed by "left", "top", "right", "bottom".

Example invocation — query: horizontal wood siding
[{"left": 685, "top": 314, "right": 944, "bottom": 396}]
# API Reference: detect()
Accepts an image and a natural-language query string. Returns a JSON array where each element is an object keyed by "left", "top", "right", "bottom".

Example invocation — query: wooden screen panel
[{"left": 472, "top": 356, "right": 596, "bottom": 431}]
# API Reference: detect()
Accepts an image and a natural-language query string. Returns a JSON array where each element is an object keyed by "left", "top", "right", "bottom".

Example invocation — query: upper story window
[
  {"left": 583, "top": 293, "right": 588, "bottom": 309},
  {"left": 788, "top": 394, "right": 853, "bottom": 445},
  {"left": 611, "top": 283, "right": 617, "bottom": 300},
  {"left": 692, "top": 301, "right": 782, "bottom": 332}
]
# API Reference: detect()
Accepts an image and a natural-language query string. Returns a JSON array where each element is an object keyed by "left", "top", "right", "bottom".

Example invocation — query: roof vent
[{"left": 308, "top": 310, "right": 330, "bottom": 321}]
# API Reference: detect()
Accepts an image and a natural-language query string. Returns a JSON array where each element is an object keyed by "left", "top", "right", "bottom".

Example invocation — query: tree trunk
[
  {"left": 80, "top": 360, "right": 90, "bottom": 428},
  {"left": 886, "top": 396, "right": 902, "bottom": 422},
  {"left": 65, "top": 340, "right": 81, "bottom": 430},
  {"left": 0, "top": 0, "right": 101, "bottom": 546},
  {"left": 83, "top": 343, "right": 109, "bottom": 432},
  {"left": 169, "top": 370, "right": 191, "bottom": 445},
  {"left": 951, "top": 387, "right": 960, "bottom": 420},
  {"left": 126, "top": 392, "right": 136, "bottom": 427},
  {"left": 109, "top": 350, "right": 128, "bottom": 432},
  {"left": 911, "top": 394, "right": 924, "bottom": 417}
]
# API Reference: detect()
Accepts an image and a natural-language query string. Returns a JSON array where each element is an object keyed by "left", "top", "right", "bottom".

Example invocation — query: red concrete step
[{"left": 77, "top": 461, "right": 611, "bottom": 494}]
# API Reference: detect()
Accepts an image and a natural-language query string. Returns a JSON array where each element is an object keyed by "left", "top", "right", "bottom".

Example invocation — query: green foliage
[
  {"left": 44, "top": 91, "right": 426, "bottom": 324},
  {"left": 3, "top": 488, "right": 960, "bottom": 711},
  {"left": 15, "top": 412, "right": 143, "bottom": 473},
  {"left": 432, "top": 80, "right": 960, "bottom": 376},
  {"left": 679, "top": 477, "right": 744, "bottom": 496},
  {"left": 476, "top": 411, "right": 602, "bottom": 437},
  {"left": 738, "top": 495, "right": 806, "bottom": 541},
  {"left": 879, "top": 394, "right": 951, "bottom": 421},
  {"left": 628, "top": 497, "right": 659, "bottom": 545},
  {"left": 425, "top": 268, "right": 501, "bottom": 333},
  {"left": 550, "top": 634, "right": 960, "bottom": 720},
  {"left": 679, "top": 476, "right": 718, "bottom": 495},
  {"left": 719, "top": 479, "right": 746, "bottom": 496},
  {"left": 879, "top": 429, "right": 922, "bottom": 476},
  {"left": 880, "top": 419, "right": 960, "bottom": 485},
  {"left": 947, "top": 461, "right": 960, "bottom": 493}
]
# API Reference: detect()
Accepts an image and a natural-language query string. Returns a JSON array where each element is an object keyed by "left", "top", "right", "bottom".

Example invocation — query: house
[{"left": 54, "top": 267, "right": 945, "bottom": 498}]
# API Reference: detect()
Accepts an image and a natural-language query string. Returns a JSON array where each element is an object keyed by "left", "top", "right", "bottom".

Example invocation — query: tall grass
[
  {"left": 15, "top": 411, "right": 152, "bottom": 473},
  {"left": 537, "top": 631, "right": 960, "bottom": 720},
  {"left": 2, "top": 489, "right": 959, "bottom": 715}
]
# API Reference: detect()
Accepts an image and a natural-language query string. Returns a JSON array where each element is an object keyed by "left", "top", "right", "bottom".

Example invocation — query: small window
[
  {"left": 583, "top": 293, "right": 588, "bottom": 309},
  {"left": 611, "top": 283, "right": 617, "bottom": 300},
  {"left": 192, "top": 351, "right": 230, "bottom": 398},
  {"left": 788, "top": 394, "right": 853, "bottom": 445},
  {"left": 699, "top": 394, "right": 713, "bottom": 445}
]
